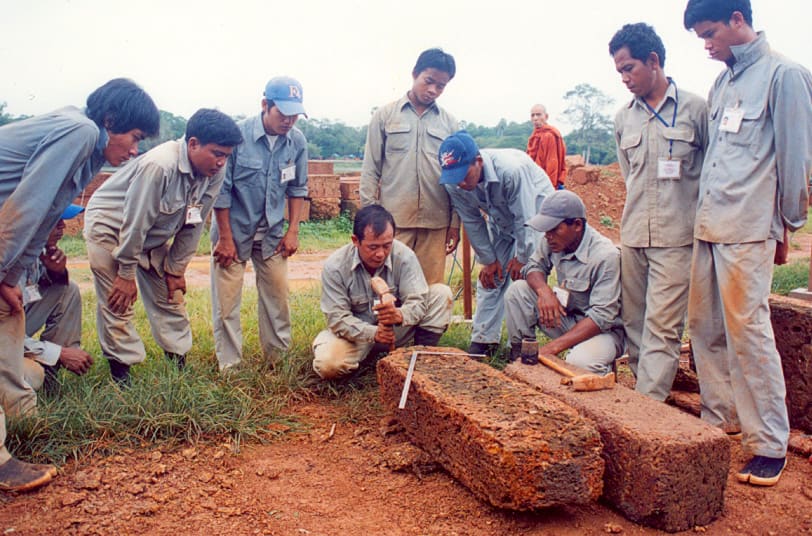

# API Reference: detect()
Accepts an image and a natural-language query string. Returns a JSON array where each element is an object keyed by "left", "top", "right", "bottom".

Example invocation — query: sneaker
[
  {"left": 736, "top": 455, "right": 787, "bottom": 486},
  {"left": 468, "top": 342, "right": 499, "bottom": 359},
  {"left": 0, "top": 457, "right": 55, "bottom": 492}
]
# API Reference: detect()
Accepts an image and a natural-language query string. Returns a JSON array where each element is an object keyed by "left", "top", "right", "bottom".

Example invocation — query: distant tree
[
  {"left": 140, "top": 110, "right": 188, "bottom": 152},
  {"left": 562, "top": 84, "right": 616, "bottom": 165},
  {"left": 297, "top": 118, "right": 365, "bottom": 159},
  {"left": 0, "top": 102, "right": 30, "bottom": 127}
]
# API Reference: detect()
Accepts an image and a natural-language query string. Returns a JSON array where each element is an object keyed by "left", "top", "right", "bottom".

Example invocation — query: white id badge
[
  {"left": 185, "top": 205, "right": 203, "bottom": 225},
  {"left": 552, "top": 286, "right": 570, "bottom": 308},
  {"left": 280, "top": 165, "right": 296, "bottom": 184},
  {"left": 720, "top": 107, "right": 744, "bottom": 133},
  {"left": 658, "top": 159, "right": 681, "bottom": 179},
  {"left": 23, "top": 284, "right": 42, "bottom": 305}
]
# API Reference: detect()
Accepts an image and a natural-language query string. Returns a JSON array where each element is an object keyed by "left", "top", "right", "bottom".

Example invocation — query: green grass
[
  {"left": 297, "top": 212, "right": 353, "bottom": 252},
  {"left": 772, "top": 259, "right": 810, "bottom": 295},
  {"left": 801, "top": 207, "right": 812, "bottom": 234}
]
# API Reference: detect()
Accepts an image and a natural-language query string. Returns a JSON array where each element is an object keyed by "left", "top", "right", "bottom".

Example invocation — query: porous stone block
[
  {"left": 339, "top": 199, "right": 361, "bottom": 218},
  {"left": 339, "top": 176, "right": 360, "bottom": 200},
  {"left": 308, "top": 198, "right": 340, "bottom": 220},
  {"left": 283, "top": 198, "right": 310, "bottom": 222},
  {"left": 769, "top": 294, "right": 812, "bottom": 433},
  {"left": 308, "top": 160, "right": 334, "bottom": 175},
  {"left": 505, "top": 361, "right": 729, "bottom": 532},
  {"left": 307, "top": 174, "right": 341, "bottom": 198},
  {"left": 377, "top": 347, "right": 605, "bottom": 510}
]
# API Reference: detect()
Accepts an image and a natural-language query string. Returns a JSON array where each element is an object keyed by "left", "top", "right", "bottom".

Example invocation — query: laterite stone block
[{"left": 769, "top": 294, "right": 812, "bottom": 433}]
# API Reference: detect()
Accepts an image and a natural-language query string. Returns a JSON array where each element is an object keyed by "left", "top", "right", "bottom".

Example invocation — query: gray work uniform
[
  {"left": 0, "top": 107, "right": 106, "bottom": 456},
  {"left": 210, "top": 114, "right": 308, "bottom": 370},
  {"left": 360, "top": 95, "right": 459, "bottom": 284},
  {"left": 312, "top": 240, "right": 452, "bottom": 380},
  {"left": 614, "top": 80, "right": 708, "bottom": 400},
  {"left": 85, "top": 139, "right": 224, "bottom": 365},
  {"left": 445, "top": 149, "right": 554, "bottom": 344},
  {"left": 505, "top": 225, "right": 625, "bottom": 375},
  {"left": 687, "top": 33, "right": 812, "bottom": 458}
]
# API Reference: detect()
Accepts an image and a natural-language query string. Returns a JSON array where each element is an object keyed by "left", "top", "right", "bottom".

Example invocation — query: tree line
[{"left": 1, "top": 83, "right": 618, "bottom": 165}]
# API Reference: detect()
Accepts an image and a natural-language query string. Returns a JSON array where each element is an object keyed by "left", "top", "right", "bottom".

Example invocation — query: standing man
[
  {"left": 0, "top": 78, "right": 159, "bottom": 490},
  {"left": 609, "top": 23, "right": 708, "bottom": 401},
  {"left": 526, "top": 104, "right": 567, "bottom": 190},
  {"left": 439, "top": 131, "right": 554, "bottom": 356},
  {"left": 85, "top": 109, "right": 242, "bottom": 384},
  {"left": 211, "top": 77, "right": 308, "bottom": 372},
  {"left": 22, "top": 205, "right": 93, "bottom": 394},
  {"left": 360, "top": 48, "right": 460, "bottom": 285},
  {"left": 504, "top": 191, "right": 625, "bottom": 374},
  {"left": 684, "top": 0, "right": 812, "bottom": 486},
  {"left": 312, "top": 205, "right": 452, "bottom": 380}
]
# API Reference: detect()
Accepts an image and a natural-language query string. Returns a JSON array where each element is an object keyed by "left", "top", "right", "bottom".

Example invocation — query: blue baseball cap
[
  {"left": 438, "top": 130, "right": 479, "bottom": 185},
  {"left": 264, "top": 76, "right": 307, "bottom": 117},
  {"left": 60, "top": 204, "right": 84, "bottom": 220}
]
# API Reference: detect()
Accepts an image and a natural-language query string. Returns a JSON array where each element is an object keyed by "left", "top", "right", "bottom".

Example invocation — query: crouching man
[
  {"left": 504, "top": 191, "right": 624, "bottom": 374},
  {"left": 312, "top": 205, "right": 453, "bottom": 380},
  {"left": 84, "top": 109, "right": 243, "bottom": 384}
]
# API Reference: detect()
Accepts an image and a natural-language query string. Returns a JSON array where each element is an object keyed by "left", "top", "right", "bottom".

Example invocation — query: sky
[{"left": 1, "top": 0, "right": 810, "bottom": 134}]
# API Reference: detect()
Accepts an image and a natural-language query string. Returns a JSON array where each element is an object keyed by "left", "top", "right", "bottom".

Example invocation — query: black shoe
[
  {"left": 468, "top": 342, "right": 499, "bottom": 358},
  {"left": 413, "top": 327, "right": 443, "bottom": 346},
  {"left": 736, "top": 455, "right": 787, "bottom": 486},
  {"left": 164, "top": 351, "right": 186, "bottom": 371},
  {"left": 108, "top": 360, "right": 131, "bottom": 386},
  {"left": 509, "top": 342, "right": 522, "bottom": 363}
]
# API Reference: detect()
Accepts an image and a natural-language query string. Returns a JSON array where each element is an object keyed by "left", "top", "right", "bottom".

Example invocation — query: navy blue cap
[
  {"left": 438, "top": 130, "right": 479, "bottom": 185},
  {"left": 264, "top": 76, "right": 306, "bottom": 117},
  {"left": 61, "top": 204, "right": 84, "bottom": 220}
]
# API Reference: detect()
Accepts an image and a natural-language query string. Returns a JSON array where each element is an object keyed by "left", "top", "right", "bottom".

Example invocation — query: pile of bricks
[{"left": 306, "top": 160, "right": 339, "bottom": 220}]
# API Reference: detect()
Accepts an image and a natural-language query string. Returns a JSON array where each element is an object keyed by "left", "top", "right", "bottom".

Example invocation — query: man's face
[
  {"left": 544, "top": 220, "right": 582, "bottom": 254},
  {"left": 46, "top": 220, "right": 65, "bottom": 249},
  {"left": 613, "top": 47, "right": 657, "bottom": 99},
  {"left": 352, "top": 223, "right": 394, "bottom": 273},
  {"left": 410, "top": 68, "right": 451, "bottom": 108},
  {"left": 187, "top": 138, "right": 233, "bottom": 178},
  {"left": 530, "top": 106, "right": 548, "bottom": 129},
  {"left": 103, "top": 128, "right": 146, "bottom": 166},
  {"left": 456, "top": 157, "right": 483, "bottom": 191},
  {"left": 692, "top": 18, "right": 742, "bottom": 65},
  {"left": 262, "top": 100, "right": 299, "bottom": 136}
]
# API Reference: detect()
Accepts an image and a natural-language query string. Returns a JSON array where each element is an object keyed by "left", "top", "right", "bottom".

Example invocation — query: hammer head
[
  {"left": 571, "top": 373, "right": 615, "bottom": 392},
  {"left": 370, "top": 276, "right": 392, "bottom": 298}
]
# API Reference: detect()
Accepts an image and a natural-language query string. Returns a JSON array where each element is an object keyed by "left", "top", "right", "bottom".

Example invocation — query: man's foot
[
  {"left": 164, "top": 352, "right": 186, "bottom": 371},
  {"left": 0, "top": 457, "right": 56, "bottom": 492},
  {"left": 468, "top": 342, "right": 499, "bottom": 358},
  {"left": 413, "top": 327, "right": 443, "bottom": 346},
  {"left": 108, "top": 360, "right": 131, "bottom": 386},
  {"left": 736, "top": 455, "right": 787, "bottom": 486},
  {"left": 508, "top": 342, "right": 522, "bottom": 363}
]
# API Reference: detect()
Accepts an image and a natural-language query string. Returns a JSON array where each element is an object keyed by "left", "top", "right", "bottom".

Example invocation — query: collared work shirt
[
  {"left": 695, "top": 32, "right": 812, "bottom": 243},
  {"left": 84, "top": 139, "right": 224, "bottom": 279},
  {"left": 360, "top": 95, "right": 459, "bottom": 229},
  {"left": 526, "top": 124, "right": 567, "bottom": 188},
  {"left": 526, "top": 226, "right": 623, "bottom": 333},
  {"left": 615, "top": 81, "right": 708, "bottom": 247},
  {"left": 445, "top": 149, "right": 554, "bottom": 265},
  {"left": 0, "top": 106, "right": 106, "bottom": 285},
  {"left": 212, "top": 114, "right": 308, "bottom": 261},
  {"left": 321, "top": 240, "right": 429, "bottom": 343}
]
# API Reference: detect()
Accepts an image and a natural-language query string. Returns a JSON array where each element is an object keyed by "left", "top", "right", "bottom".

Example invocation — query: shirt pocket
[
  {"left": 156, "top": 196, "right": 186, "bottom": 230},
  {"left": 560, "top": 276, "right": 590, "bottom": 313},
  {"left": 619, "top": 130, "right": 644, "bottom": 173},
  {"left": 350, "top": 292, "right": 372, "bottom": 317},
  {"left": 662, "top": 126, "right": 698, "bottom": 171},
  {"left": 423, "top": 126, "right": 447, "bottom": 158},
  {"left": 384, "top": 123, "right": 412, "bottom": 154},
  {"left": 232, "top": 156, "right": 265, "bottom": 189}
]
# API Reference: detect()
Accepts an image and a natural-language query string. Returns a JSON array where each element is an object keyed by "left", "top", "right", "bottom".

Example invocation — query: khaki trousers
[
  {"left": 0, "top": 295, "right": 36, "bottom": 418},
  {"left": 395, "top": 227, "right": 448, "bottom": 286}
]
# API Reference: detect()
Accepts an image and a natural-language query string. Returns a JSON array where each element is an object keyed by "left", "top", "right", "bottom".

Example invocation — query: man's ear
[
  {"left": 729, "top": 11, "right": 746, "bottom": 28},
  {"left": 647, "top": 51, "right": 661, "bottom": 70},
  {"left": 187, "top": 136, "right": 200, "bottom": 151}
]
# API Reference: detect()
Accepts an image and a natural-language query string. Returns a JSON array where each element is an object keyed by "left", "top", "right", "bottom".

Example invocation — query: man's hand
[
  {"left": 478, "top": 260, "right": 503, "bottom": 289},
  {"left": 275, "top": 229, "right": 300, "bottom": 258},
  {"left": 212, "top": 237, "right": 239, "bottom": 268},
  {"left": 0, "top": 282, "right": 23, "bottom": 314},
  {"left": 373, "top": 300, "right": 403, "bottom": 326},
  {"left": 445, "top": 227, "right": 460, "bottom": 254},
  {"left": 40, "top": 246, "right": 67, "bottom": 274},
  {"left": 505, "top": 257, "right": 525, "bottom": 282},
  {"left": 537, "top": 286, "right": 566, "bottom": 329},
  {"left": 166, "top": 273, "right": 186, "bottom": 303},
  {"left": 108, "top": 276, "right": 137, "bottom": 315},
  {"left": 374, "top": 323, "right": 396, "bottom": 345},
  {"left": 59, "top": 347, "right": 94, "bottom": 375},
  {"left": 538, "top": 340, "right": 564, "bottom": 357},
  {"left": 774, "top": 227, "right": 789, "bottom": 265}
]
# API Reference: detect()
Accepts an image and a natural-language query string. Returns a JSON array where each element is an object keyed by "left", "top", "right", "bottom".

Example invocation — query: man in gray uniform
[
  {"left": 438, "top": 131, "right": 554, "bottom": 356},
  {"left": 22, "top": 205, "right": 93, "bottom": 393},
  {"left": 211, "top": 77, "right": 308, "bottom": 372},
  {"left": 504, "top": 191, "right": 624, "bottom": 374},
  {"left": 312, "top": 205, "right": 452, "bottom": 380},
  {"left": 609, "top": 22, "right": 708, "bottom": 401},
  {"left": 683, "top": 0, "right": 812, "bottom": 486},
  {"left": 0, "top": 79, "right": 159, "bottom": 490},
  {"left": 85, "top": 109, "right": 242, "bottom": 384}
]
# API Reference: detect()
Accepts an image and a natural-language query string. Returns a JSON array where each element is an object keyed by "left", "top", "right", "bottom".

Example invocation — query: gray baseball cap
[{"left": 525, "top": 190, "right": 586, "bottom": 232}]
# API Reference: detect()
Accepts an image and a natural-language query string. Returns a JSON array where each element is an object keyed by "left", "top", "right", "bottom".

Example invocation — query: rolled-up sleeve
[
  {"left": 584, "top": 252, "right": 622, "bottom": 332},
  {"left": 446, "top": 187, "right": 497, "bottom": 265},
  {"left": 321, "top": 267, "right": 378, "bottom": 343},
  {"left": 392, "top": 256, "right": 429, "bottom": 327},
  {"left": 505, "top": 167, "right": 551, "bottom": 263}
]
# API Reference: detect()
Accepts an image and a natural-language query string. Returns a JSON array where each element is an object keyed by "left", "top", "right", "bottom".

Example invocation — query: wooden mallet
[
  {"left": 370, "top": 276, "right": 396, "bottom": 352},
  {"left": 537, "top": 353, "right": 615, "bottom": 392}
]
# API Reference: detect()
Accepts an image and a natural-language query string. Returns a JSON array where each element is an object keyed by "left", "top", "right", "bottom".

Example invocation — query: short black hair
[
  {"left": 185, "top": 109, "right": 243, "bottom": 147},
  {"left": 563, "top": 217, "right": 586, "bottom": 226},
  {"left": 86, "top": 78, "right": 160, "bottom": 137},
  {"left": 609, "top": 23, "right": 667, "bottom": 68},
  {"left": 353, "top": 205, "right": 396, "bottom": 241},
  {"left": 412, "top": 48, "right": 456, "bottom": 79},
  {"left": 684, "top": 0, "right": 753, "bottom": 30}
]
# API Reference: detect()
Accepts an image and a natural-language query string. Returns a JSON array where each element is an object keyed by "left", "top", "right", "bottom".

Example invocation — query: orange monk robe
[{"left": 526, "top": 125, "right": 567, "bottom": 188}]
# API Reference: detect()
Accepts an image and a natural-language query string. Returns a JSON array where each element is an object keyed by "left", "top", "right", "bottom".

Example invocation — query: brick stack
[
  {"left": 339, "top": 175, "right": 361, "bottom": 217},
  {"left": 307, "top": 160, "right": 341, "bottom": 220}
]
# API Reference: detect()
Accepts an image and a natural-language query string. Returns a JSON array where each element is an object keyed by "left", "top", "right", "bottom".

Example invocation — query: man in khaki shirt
[
  {"left": 609, "top": 22, "right": 707, "bottom": 401},
  {"left": 360, "top": 48, "right": 460, "bottom": 285}
]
